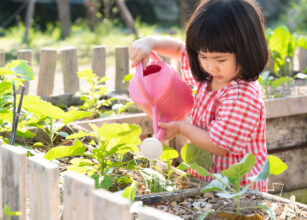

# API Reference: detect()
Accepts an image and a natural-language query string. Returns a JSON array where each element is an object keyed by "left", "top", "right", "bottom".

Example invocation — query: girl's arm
[
  {"left": 158, "top": 121, "right": 228, "bottom": 156},
  {"left": 130, "top": 36, "right": 185, "bottom": 68}
]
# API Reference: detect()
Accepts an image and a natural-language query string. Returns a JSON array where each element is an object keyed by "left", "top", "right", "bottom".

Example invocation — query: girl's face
[{"left": 198, "top": 51, "right": 241, "bottom": 87}]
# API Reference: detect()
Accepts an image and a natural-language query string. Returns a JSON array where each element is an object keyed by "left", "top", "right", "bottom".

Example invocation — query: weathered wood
[
  {"left": 2, "top": 145, "right": 27, "bottom": 220},
  {"left": 115, "top": 47, "right": 129, "bottom": 92},
  {"left": 27, "top": 156, "right": 60, "bottom": 220},
  {"left": 73, "top": 113, "right": 153, "bottom": 135},
  {"left": 265, "top": 96, "right": 307, "bottom": 119},
  {"left": 92, "top": 189, "right": 132, "bottom": 220},
  {"left": 297, "top": 47, "right": 307, "bottom": 72},
  {"left": 92, "top": 46, "right": 106, "bottom": 78},
  {"left": 57, "top": 0, "right": 71, "bottom": 38},
  {"left": 17, "top": 49, "right": 32, "bottom": 94},
  {"left": 24, "top": 0, "right": 35, "bottom": 42},
  {"left": 37, "top": 49, "right": 57, "bottom": 96},
  {"left": 138, "top": 206, "right": 183, "bottom": 220},
  {"left": 60, "top": 47, "right": 79, "bottom": 93},
  {"left": 63, "top": 171, "right": 94, "bottom": 220},
  {"left": 0, "top": 51, "right": 5, "bottom": 67}
]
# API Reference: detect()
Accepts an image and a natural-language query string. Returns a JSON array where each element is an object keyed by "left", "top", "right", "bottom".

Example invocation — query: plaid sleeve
[
  {"left": 181, "top": 49, "right": 197, "bottom": 86},
  {"left": 208, "top": 95, "right": 261, "bottom": 155}
]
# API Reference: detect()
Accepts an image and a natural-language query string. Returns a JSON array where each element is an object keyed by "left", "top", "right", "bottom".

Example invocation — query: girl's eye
[{"left": 217, "top": 59, "right": 226, "bottom": 63}]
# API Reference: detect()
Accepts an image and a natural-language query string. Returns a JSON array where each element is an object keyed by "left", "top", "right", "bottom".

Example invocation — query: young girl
[{"left": 130, "top": 0, "right": 269, "bottom": 192}]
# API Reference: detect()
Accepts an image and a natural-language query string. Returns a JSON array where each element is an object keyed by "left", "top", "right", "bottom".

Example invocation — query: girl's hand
[
  {"left": 158, "top": 121, "right": 181, "bottom": 140},
  {"left": 129, "top": 37, "right": 154, "bottom": 69}
]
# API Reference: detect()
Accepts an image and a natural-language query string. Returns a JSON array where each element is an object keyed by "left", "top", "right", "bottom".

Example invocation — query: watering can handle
[{"left": 136, "top": 61, "right": 153, "bottom": 103}]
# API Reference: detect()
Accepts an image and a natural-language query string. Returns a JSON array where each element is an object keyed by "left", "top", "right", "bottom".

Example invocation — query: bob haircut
[{"left": 186, "top": 0, "right": 269, "bottom": 82}]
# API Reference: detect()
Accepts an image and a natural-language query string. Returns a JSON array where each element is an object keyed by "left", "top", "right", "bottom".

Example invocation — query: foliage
[
  {"left": 74, "top": 69, "right": 114, "bottom": 118},
  {"left": 159, "top": 144, "right": 179, "bottom": 179},
  {"left": 179, "top": 150, "right": 287, "bottom": 218},
  {"left": 44, "top": 123, "right": 141, "bottom": 191},
  {"left": 267, "top": 25, "right": 307, "bottom": 77},
  {"left": 3, "top": 204, "right": 22, "bottom": 220},
  {"left": 258, "top": 71, "right": 292, "bottom": 98}
]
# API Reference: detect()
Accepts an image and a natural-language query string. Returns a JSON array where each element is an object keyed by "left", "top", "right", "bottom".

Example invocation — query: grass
[{"left": 0, "top": 19, "right": 184, "bottom": 67}]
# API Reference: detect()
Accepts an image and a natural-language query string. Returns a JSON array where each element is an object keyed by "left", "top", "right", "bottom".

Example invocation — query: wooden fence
[
  {"left": 0, "top": 140, "right": 182, "bottom": 220},
  {"left": 1, "top": 46, "right": 307, "bottom": 97},
  {"left": 0, "top": 46, "right": 177, "bottom": 97}
]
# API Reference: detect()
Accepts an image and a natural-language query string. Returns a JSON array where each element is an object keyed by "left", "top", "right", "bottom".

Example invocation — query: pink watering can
[{"left": 128, "top": 52, "right": 194, "bottom": 159}]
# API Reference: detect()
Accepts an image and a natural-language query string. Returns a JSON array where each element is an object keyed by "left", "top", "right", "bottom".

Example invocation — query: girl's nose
[{"left": 207, "top": 61, "right": 215, "bottom": 72}]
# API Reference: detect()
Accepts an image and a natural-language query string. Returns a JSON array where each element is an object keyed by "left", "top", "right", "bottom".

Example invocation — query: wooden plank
[
  {"left": 0, "top": 51, "right": 5, "bottom": 67},
  {"left": 17, "top": 49, "right": 32, "bottom": 94},
  {"left": 73, "top": 113, "right": 153, "bottom": 135},
  {"left": 2, "top": 145, "right": 27, "bottom": 220},
  {"left": 138, "top": 206, "right": 183, "bottom": 220},
  {"left": 92, "top": 189, "right": 132, "bottom": 220},
  {"left": 60, "top": 47, "right": 79, "bottom": 93},
  {"left": 265, "top": 96, "right": 307, "bottom": 118},
  {"left": 92, "top": 46, "right": 106, "bottom": 78},
  {"left": 115, "top": 47, "right": 129, "bottom": 93},
  {"left": 63, "top": 171, "right": 94, "bottom": 220},
  {"left": 37, "top": 48, "right": 57, "bottom": 96},
  {"left": 27, "top": 156, "right": 60, "bottom": 220}
]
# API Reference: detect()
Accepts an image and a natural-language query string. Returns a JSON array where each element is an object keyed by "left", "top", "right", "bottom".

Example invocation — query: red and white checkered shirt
[{"left": 181, "top": 49, "right": 268, "bottom": 192}]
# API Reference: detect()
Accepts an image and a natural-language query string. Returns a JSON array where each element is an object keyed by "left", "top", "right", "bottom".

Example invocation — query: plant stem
[{"left": 211, "top": 174, "right": 236, "bottom": 192}]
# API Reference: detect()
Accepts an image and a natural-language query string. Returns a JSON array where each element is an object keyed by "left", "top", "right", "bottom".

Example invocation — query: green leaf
[
  {"left": 160, "top": 145, "right": 179, "bottom": 162},
  {"left": 77, "top": 69, "right": 96, "bottom": 82},
  {"left": 258, "top": 203, "right": 276, "bottom": 220},
  {"left": 248, "top": 158, "right": 270, "bottom": 182},
  {"left": 269, "top": 26, "right": 290, "bottom": 59},
  {"left": 121, "top": 181, "right": 138, "bottom": 203},
  {"left": 6, "top": 60, "right": 34, "bottom": 81},
  {"left": 181, "top": 143, "right": 213, "bottom": 169},
  {"left": 66, "top": 158, "right": 95, "bottom": 175},
  {"left": 139, "top": 168, "right": 176, "bottom": 193},
  {"left": 196, "top": 210, "right": 214, "bottom": 220},
  {"left": 123, "top": 73, "right": 133, "bottom": 82},
  {"left": 189, "top": 163, "right": 210, "bottom": 177},
  {"left": 3, "top": 204, "right": 22, "bottom": 217},
  {"left": 216, "top": 185, "right": 249, "bottom": 199},
  {"left": 297, "top": 36, "right": 307, "bottom": 49},
  {"left": 268, "top": 155, "right": 288, "bottom": 175},
  {"left": 271, "top": 77, "right": 292, "bottom": 89},
  {"left": 0, "top": 81, "right": 12, "bottom": 94},
  {"left": 62, "top": 110, "right": 93, "bottom": 125},
  {"left": 66, "top": 130, "right": 94, "bottom": 139},
  {"left": 221, "top": 153, "right": 256, "bottom": 180},
  {"left": 91, "top": 174, "right": 113, "bottom": 190},
  {"left": 44, "top": 139, "right": 86, "bottom": 160},
  {"left": 201, "top": 174, "right": 229, "bottom": 193},
  {"left": 22, "top": 95, "right": 65, "bottom": 119},
  {"left": 177, "top": 162, "right": 189, "bottom": 171}
]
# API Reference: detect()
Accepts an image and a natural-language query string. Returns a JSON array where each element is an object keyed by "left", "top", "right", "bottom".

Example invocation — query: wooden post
[
  {"left": 138, "top": 207, "right": 183, "bottom": 220},
  {"left": 0, "top": 51, "right": 5, "bottom": 67},
  {"left": 27, "top": 156, "right": 60, "bottom": 220},
  {"left": 298, "top": 47, "right": 307, "bottom": 72},
  {"left": 37, "top": 49, "right": 57, "bottom": 96},
  {"left": 115, "top": 47, "right": 129, "bottom": 93},
  {"left": 92, "top": 46, "right": 106, "bottom": 78},
  {"left": 2, "top": 145, "right": 27, "bottom": 220},
  {"left": 17, "top": 49, "right": 32, "bottom": 94},
  {"left": 63, "top": 171, "right": 94, "bottom": 220},
  {"left": 60, "top": 47, "right": 79, "bottom": 93},
  {"left": 92, "top": 189, "right": 132, "bottom": 220},
  {"left": 24, "top": 0, "right": 36, "bottom": 42},
  {"left": 57, "top": 0, "right": 71, "bottom": 39}
]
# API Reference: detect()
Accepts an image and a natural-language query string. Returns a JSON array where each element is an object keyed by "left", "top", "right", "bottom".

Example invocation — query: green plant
[
  {"left": 44, "top": 123, "right": 141, "bottom": 190},
  {"left": 267, "top": 25, "right": 307, "bottom": 77},
  {"left": 258, "top": 70, "right": 292, "bottom": 98},
  {"left": 159, "top": 145, "right": 179, "bottom": 179},
  {"left": 3, "top": 204, "right": 22, "bottom": 220},
  {"left": 74, "top": 70, "right": 115, "bottom": 118},
  {"left": 179, "top": 150, "right": 287, "bottom": 219}
]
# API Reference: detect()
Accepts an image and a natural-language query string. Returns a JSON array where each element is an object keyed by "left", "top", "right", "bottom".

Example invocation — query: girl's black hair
[{"left": 186, "top": 0, "right": 269, "bottom": 82}]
